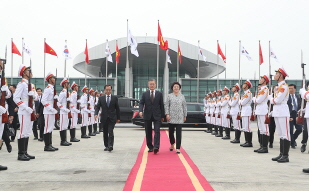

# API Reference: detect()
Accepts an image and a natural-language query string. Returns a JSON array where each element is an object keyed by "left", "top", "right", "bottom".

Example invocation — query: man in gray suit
[
  {"left": 139, "top": 79, "right": 165, "bottom": 154},
  {"left": 94, "top": 85, "right": 120, "bottom": 152}
]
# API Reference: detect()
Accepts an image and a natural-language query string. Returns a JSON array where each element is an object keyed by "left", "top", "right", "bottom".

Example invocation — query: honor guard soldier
[
  {"left": 14, "top": 64, "right": 35, "bottom": 160},
  {"left": 88, "top": 88, "right": 96, "bottom": 136},
  {"left": 210, "top": 91, "right": 217, "bottom": 135},
  {"left": 0, "top": 59, "right": 11, "bottom": 167},
  {"left": 215, "top": 90, "right": 223, "bottom": 137},
  {"left": 69, "top": 81, "right": 80, "bottom": 142},
  {"left": 204, "top": 93, "right": 212, "bottom": 133},
  {"left": 270, "top": 67, "right": 290, "bottom": 163},
  {"left": 80, "top": 85, "right": 91, "bottom": 138},
  {"left": 221, "top": 86, "right": 231, "bottom": 139},
  {"left": 41, "top": 72, "right": 59, "bottom": 152},
  {"left": 57, "top": 78, "right": 71, "bottom": 146},
  {"left": 229, "top": 83, "right": 241, "bottom": 143},
  {"left": 240, "top": 80, "right": 253, "bottom": 147},
  {"left": 253, "top": 75, "right": 270, "bottom": 153}
]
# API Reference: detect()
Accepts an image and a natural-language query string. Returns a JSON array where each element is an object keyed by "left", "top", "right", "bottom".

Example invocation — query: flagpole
[
  {"left": 238, "top": 40, "right": 241, "bottom": 85},
  {"left": 64, "top": 40, "right": 67, "bottom": 77},
  {"left": 125, "top": 19, "right": 129, "bottom": 97},
  {"left": 106, "top": 39, "right": 108, "bottom": 85},
  {"left": 177, "top": 40, "right": 179, "bottom": 82},
  {"left": 225, "top": 43, "right": 226, "bottom": 80},
  {"left": 115, "top": 39, "right": 118, "bottom": 95},
  {"left": 22, "top": 38, "right": 24, "bottom": 65},
  {"left": 259, "top": 40, "right": 261, "bottom": 79},
  {"left": 85, "top": 39, "right": 87, "bottom": 86},
  {"left": 157, "top": 20, "right": 159, "bottom": 89},
  {"left": 269, "top": 41, "right": 271, "bottom": 88},
  {"left": 44, "top": 38, "right": 46, "bottom": 87},
  {"left": 197, "top": 40, "right": 200, "bottom": 102},
  {"left": 217, "top": 40, "right": 219, "bottom": 90},
  {"left": 11, "top": 38, "right": 13, "bottom": 84}
]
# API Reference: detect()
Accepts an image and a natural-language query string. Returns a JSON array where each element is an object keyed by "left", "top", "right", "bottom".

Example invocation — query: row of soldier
[
  {"left": 0, "top": 63, "right": 105, "bottom": 170},
  {"left": 204, "top": 66, "right": 309, "bottom": 173}
]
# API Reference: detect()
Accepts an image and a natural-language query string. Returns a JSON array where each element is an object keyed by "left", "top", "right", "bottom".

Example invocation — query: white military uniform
[
  {"left": 95, "top": 95, "right": 99, "bottom": 125},
  {"left": 70, "top": 90, "right": 80, "bottom": 129},
  {"left": 57, "top": 89, "right": 70, "bottom": 131},
  {"left": 14, "top": 78, "right": 36, "bottom": 139},
  {"left": 240, "top": 89, "right": 252, "bottom": 132},
  {"left": 300, "top": 87, "right": 309, "bottom": 139},
  {"left": 270, "top": 81, "right": 290, "bottom": 140},
  {"left": 41, "top": 84, "right": 58, "bottom": 134},
  {"left": 215, "top": 96, "right": 221, "bottom": 126},
  {"left": 80, "top": 93, "right": 90, "bottom": 126},
  {"left": 229, "top": 92, "right": 241, "bottom": 130},
  {"left": 221, "top": 94, "right": 230, "bottom": 128},
  {"left": 254, "top": 85, "right": 269, "bottom": 135},
  {"left": 88, "top": 95, "right": 95, "bottom": 125},
  {"left": 210, "top": 98, "right": 216, "bottom": 125},
  {"left": 0, "top": 80, "right": 11, "bottom": 139},
  {"left": 204, "top": 98, "right": 211, "bottom": 124}
]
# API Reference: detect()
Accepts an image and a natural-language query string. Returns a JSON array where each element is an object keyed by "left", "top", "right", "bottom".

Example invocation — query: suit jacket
[
  {"left": 287, "top": 94, "right": 301, "bottom": 118},
  {"left": 7, "top": 90, "right": 17, "bottom": 117},
  {"left": 95, "top": 95, "right": 120, "bottom": 123},
  {"left": 139, "top": 90, "right": 165, "bottom": 121}
]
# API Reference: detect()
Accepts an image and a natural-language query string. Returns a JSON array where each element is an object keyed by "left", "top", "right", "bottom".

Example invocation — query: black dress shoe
[
  {"left": 70, "top": 138, "right": 80, "bottom": 142},
  {"left": 242, "top": 143, "right": 253, "bottom": 147},
  {"left": 277, "top": 155, "right": 289, "bottom": 163},
  {"left": 230, "top": 139, "right": 240, "bottom": 143},
  {"left": 104, "top": 147, "right": 108, "bottom": 151},
  {"left": 38, "top": 138, "right": 43, "bottom": 142},
  {"left": 0, "top": 165, "right": 7, "bottom": 170},
  {"left": 60, "top": 141, "right": 71, "bottom": 146},
  {"left": 33, "top": 137, "right": 38, "bottom": 140},
  {"left": 7, "top": 144, "right": 12, "bottom": 153},
  {"left": 291, "top": 145, "right": 296, "bottom": 149},
  {"left": 272, "top": 154, "right": 282, "bottom": 161},
  {"left": 25, "top": 153, "right": 35, "bottom": 159},
  {"left": 303, "top": 168, "right": 309, "bottom": 173},
  {"left": 44, "top": 145, "right": 55, "bottom": 152},
  {"left": 108, "top": 147, "right": 113, "bottom": 152},
  {"left": 148, "top": 149, "right": 153, "bottom": 152},
  {"left": 269, "top": 143, "right": 273, "bottom": 148},
  {"left": 154, "top": 148, "right": 159, "bottom": 154},
  {"left": 301, "top": 144, "right": 306, "bottom": 153}
]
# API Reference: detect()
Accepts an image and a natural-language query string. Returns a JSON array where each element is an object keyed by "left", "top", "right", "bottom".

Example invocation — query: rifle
[
  {"left": 76, "top": 86, "right": 81, "bottom": 118},
  {"left": 250, "top": 90, "right": 257, "bottom": 121},
  {"left": 54, "top": 83, "right": 60, "bottom": 120},
  {"left": 265, "top": 86, "right": 273, "bottom": 124},
  {"left": 217, "top": 96, "right": 221, "bottom": 118},
  {"left": 226, "top": 96, "right": 231, "bottom": 119},
  {"left": 28, "top": 59, "right": 36, "bottom": 121},
  {"left": 67, "top": 86, "right": 72, "bottom": 119},
  {"left": 0, "top": 49, "right": 8, "bottom": 123},
  {"left": 87, "top": 92, "right": 91, "bottom": 117},
  {"left": 236, "top": 93, "right": 242, "bottom": 120},
  {"left": 296, "top": 63, "right": 306, "bottom": 125}
]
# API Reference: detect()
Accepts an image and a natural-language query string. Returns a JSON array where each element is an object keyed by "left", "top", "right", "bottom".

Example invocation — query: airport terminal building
[{"left": 73, "top": 37, "right": 226, "bottom": 102}]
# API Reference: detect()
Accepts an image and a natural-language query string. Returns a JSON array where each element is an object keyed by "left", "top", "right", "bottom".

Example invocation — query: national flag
[
  {"left": 63, "top": 43, "right": 71, "bottom": 60},
  {"left": 116, "top": 43, "right": 120, "bottom": 64},
  {"left": 217, "top": 43, "right": 226, "bottom": 63},
  {"left": 178, "top": 44, "right": 182, "bottom": 64},
  {"left": 84, "top": 41, "right": 89, "bottom": 64},
  {"left": 270, "top": 46, "right": 279, "bottom": 62},
  {"left": 127, "top": 27, "right": 139, "bottom": 57},
  {"left": 22, "top": 40, "right": 32, "bottom": 56},
  {"left": 44, "top": 42, "right": 57, "bottom": 56},
  {"left": 166, "top": 50, "right": 172, "bottom": 64},
  {"left": 12, "top": 41, "right": 21, "bottom": 56},
  {"left": 198, "top": 46, "right": 207, "bottom": 62},
  {"left": 157, "top": 23, "right": 168, "bottom": 50},
  {"left": 105, "top": 41, "right": 113, "bottom": 63},
  {"left": 241, "top": 45, "right": 253, "bottom": 61},
  {"left": 259, "top": 42, "right": 263, "bottom": 65}
]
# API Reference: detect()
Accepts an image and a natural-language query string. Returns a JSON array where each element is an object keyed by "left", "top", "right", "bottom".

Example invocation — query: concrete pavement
[{"left": 0, "top": 122, "right": 309, "bottom": 191}]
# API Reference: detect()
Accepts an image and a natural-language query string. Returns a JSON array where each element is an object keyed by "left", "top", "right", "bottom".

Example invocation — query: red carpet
[{"left": 123, "top": 130, "right": 214, "bottom": 191}]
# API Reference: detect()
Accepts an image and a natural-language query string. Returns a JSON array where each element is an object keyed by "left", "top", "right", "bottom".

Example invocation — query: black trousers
[
  {"left": 168, "top": 124, "right": 182, "bottom": 149},
  {"left": 102, "top": 118, "right": 115, "bottom": 148},
  {"left": 289, "top": 112, "right": 303, "bottom": 145},
  {"left": 145, "top": 115, "right": 161, "bottom": 149},
  {"left": 301, "top": 119, "right": 308, "bottom": 144},
  {"left": 269, "top": 117, "right": 276, "bottom": 144},
  {"left": 37, "top": 115, "right": 45, "bottom": 139},
  {"left": 32, "top": 120, "right": 38, "bottom": 138},
  {"left": 10, "top": 114, "right": 19, "bottom": 141}
]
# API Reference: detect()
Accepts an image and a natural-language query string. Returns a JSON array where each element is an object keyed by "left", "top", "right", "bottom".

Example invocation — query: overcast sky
[{"left": 1, "top": 0, "right": 309, "bottom": 80}]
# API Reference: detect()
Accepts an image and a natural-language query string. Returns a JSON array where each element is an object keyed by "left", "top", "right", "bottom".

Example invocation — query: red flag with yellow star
[
  {"left": 157, "top": 23, "right": 168, "bottom": 50},
  {"left": 44, "top": 42, "right": 57, "bottom": 56},
  {"left": 116, "top": 43, "right": 120, "bottom": 64}
]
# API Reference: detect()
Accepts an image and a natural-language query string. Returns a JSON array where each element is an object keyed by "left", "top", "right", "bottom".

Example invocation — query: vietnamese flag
[
  {"left": 178, "top": 44, "right": 182, "bottom": 64},
  {"left": 84, "top": 40, "right": 90, "bottom": 64},
  {"left": 217, "top": 43, "right": 226, "bottom": 63},
  {"left": 44, "top": 42, "right": 57, "bottom": 56},
  {"left": 259, "top": 41, "right": 264, "bottom": 65},
  {"left": 157, "top": 23, "right": 168, "bottom": 50},
  {"left": 116, "top": 42, "right": 120, "bottom": 64},
  {"left": 12, "top": 41, "right": 21, "bottom": 56}
]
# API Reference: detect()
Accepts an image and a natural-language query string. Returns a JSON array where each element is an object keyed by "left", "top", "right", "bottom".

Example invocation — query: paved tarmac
[{"left": 1, "top": 122, "right": 309, "bottom": 191}]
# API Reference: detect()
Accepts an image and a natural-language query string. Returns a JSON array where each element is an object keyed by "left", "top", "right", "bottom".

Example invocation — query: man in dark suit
[
  {"left": 94, "top": 85, "right": 120, "bottom": 152},
  {"left": 287, "top": 84, "right": 302, "bottom": 148},
  {"left": 35, "top": 88, "right": 44, "bottom": 141},
  {"left": 139, "top": 79, "right": 165, "bottom": 154},
  {"left": 8, "top": 85, "right": 18, "bottom": 142}
]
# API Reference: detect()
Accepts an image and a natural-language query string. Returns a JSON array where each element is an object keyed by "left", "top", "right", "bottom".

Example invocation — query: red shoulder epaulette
[{"left": 46, "top": 86, "right": 50, "bottom": 88}]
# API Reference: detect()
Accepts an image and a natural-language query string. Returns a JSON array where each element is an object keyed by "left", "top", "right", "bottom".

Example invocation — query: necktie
[
  {"left": 292, "top": 94, "right": 297, "bottom": 111},
  {"left": 107, "top": 96, "right": 110, "bottom": 107},
  {"left": 151, "top": 91, "right": 154, "bottom": 103}
]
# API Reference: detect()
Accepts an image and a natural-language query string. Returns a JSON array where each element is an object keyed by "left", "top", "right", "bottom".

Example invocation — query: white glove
[
  {"left": 268, "top": 111, "right": 272, "bottom": 117},
  {"left": 77, "top": 99, "right": 81, "bottom": 103},
  {"left": 25, "top": 107, "right": 33, "bottom": 114},
  {"left": 65, "top": 108, "right": 70, "bottom": 113},
  {"left": 300, "top": 88, "right": 306, "bottom": 98},
  {"left": 67, "top": 98, "right": 71, "bottom": 102},
  {"left": 91, "top": 109, "right": 95, "bottom": 112},
  {"left": 51, "top": 108, "right": 58, "bottom": 114},
  {"left": 87, "top": 109, "right": 91, "bottom": 113},
  {"left": 0, "top": 106, "right": 6, "bottom": 114},
  {"left": 268, "top": 94, "right": 273, "bottom": 101},
  {"left": 252, "top": 97, "right": 256, "bottom": 102},
  {"left": 87, "top": 100, "right": 91, "bottom": 104},
  {"left": 28, "top": 91, "right": 34, "bottom": 97},
  {"left": 54, "top": 95, "right": 59, "bottom": 99},
  {"left": 0, "top": 85, "right": 8, "bottom": 92},
  {"left": 74, "top": 108, "right": 81, "bottom": 113}
]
